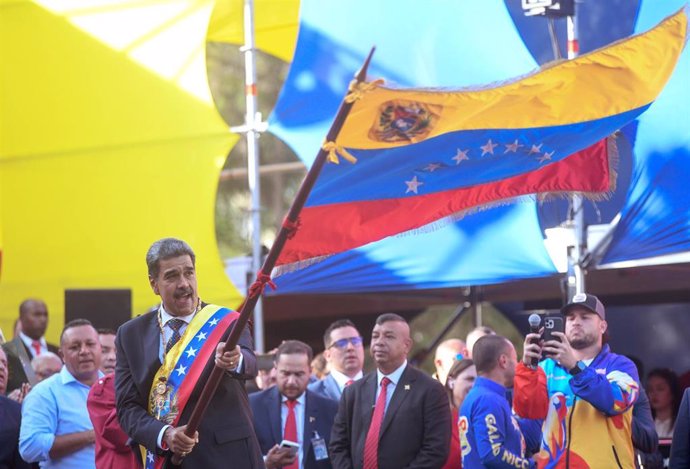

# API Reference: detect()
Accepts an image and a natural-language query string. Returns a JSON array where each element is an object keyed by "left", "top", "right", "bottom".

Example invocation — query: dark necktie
[
  {"left": 283, "top": 399, "right": 299, "bottom": 469},
  {"left": 363, "top": 377, "right": 391, "bottom": 469},
  {"left": 165, "top": 319, "right": 186, "bottom": 355}
]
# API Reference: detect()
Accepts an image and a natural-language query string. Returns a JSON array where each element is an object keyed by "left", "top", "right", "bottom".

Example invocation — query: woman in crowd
[
  {"left": 441, "top": 358, "right": 476, "bottom": 469},
  {"left": 647, "top": 368, "right": 682, "bottom": 439}
]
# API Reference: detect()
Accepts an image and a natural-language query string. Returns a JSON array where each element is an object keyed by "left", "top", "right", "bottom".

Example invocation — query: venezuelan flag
[{"left": 276, "top": 8, "right": 687, "bottom": 271}]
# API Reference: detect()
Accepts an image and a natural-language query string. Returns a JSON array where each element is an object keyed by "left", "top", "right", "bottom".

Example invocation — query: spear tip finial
[{"left": 355, "top": 46, "right": 376, "bottom": 83}]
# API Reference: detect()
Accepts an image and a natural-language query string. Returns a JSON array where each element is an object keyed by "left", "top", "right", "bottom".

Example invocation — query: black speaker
[{"left": 64, "top": 289, "right": 132, "bottom": 332}]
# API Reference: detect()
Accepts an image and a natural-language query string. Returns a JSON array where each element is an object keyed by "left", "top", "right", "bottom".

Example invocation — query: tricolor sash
[{"left": 144, "top": 304, "right": 239, "bottom": 469}]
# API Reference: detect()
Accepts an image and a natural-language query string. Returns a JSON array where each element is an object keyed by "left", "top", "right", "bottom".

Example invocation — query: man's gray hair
[
  {"left": 146, "top": 238, "right": 196, "bottom": 278},
  {"left": 31, "top": 351, "right": 62, "bottom": 369}
]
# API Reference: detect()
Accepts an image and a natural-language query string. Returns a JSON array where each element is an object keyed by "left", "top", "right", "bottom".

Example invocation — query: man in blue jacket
[
  {"left": 309, "top": 320, "right": 364, "bottom": 402},
  {"left": 459, "top": 335, "right": 534, "bottom": 469}
]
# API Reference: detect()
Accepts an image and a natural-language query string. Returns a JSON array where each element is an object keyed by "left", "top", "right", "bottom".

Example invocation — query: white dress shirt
[
  {"left": 375, "top": 360, "right": 407, "bottom": 412},
  {"left": 19, "top": 331, "right": 48, "bottom": 358},
  {"left": 329, "top": 368, "right": 363, "bottom": 393}
]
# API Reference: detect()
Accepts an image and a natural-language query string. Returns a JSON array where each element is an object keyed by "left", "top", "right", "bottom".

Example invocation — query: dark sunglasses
[{"left": 328, "top": 336, "right": 363, "bottom": 349}]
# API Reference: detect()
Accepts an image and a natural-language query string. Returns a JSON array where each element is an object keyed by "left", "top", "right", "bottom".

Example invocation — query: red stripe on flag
[{"left": 278, "top": 140, "right": 609, "bottom": 266}]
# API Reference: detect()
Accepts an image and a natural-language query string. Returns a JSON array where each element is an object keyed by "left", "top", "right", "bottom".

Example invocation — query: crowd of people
[{"left": 1, "top": 237, "right": 689, "bottom": 469}]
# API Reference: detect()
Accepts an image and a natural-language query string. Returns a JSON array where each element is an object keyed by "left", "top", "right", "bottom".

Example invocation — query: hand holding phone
[
  {"left": 279, "top": 439, "right": 300, "bottom": 456},
  {"left": 542, "top": 316, "right": 564, "bottom": 345},
  {"left": 266, "top": 442, "right": 298, "bottom": 469}
]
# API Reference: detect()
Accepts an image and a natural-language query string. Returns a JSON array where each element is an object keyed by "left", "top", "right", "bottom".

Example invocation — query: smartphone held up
[{"left": 526, "top": 313, "right": 565, "bottom": 364}]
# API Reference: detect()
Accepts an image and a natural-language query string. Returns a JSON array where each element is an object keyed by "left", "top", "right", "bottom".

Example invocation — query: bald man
[
  {"left": 465, "top": 326, "right": 495, "bottom": 359},
  {"left": 433, "top": 338, "right": 468, "bottom": 385},
  {"left": 32, "top": 352, "right": 63, "bottom": 382},
  {"left": 2, "top": 299, "right": 59, "bottom": 393}
]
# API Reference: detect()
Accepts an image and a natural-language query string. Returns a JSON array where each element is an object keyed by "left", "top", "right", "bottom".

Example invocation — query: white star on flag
[
  {"left": 423, "top": 163, "right": 442, "bottom": 172},
  {"left": 147, "top": 453, "right": 154, "bottom": 462},
  {"left": 529, "top": 144, "right": 543, "bottom": 155},
  {"left": 195, "top": 331, "right": 207, "bottom": 341},
  {"left": 480, "top": 139, "right": 498, "bottom": 156},
  {"left": 452, "top": 149, "right": 469, "bottom": 164},
  {"left": 185, "top": 347, "right": 197, "bottom": 358},
  {"left": 209, "top": 318, "right": 219, "bottom": 326},
  {"left": 405, "top": 176, "right": 424, "bottom": 194},
  {"left": 175, "top": 364, "right": 187, "bottom": 376},
  {"left": 538, "top": 151, "right": 554, "bottom": 163},
  {"left": 504, "top": 140, "right": 523, "bottom": 153}
]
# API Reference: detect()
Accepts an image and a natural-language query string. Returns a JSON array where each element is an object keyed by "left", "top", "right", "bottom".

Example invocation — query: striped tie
[{"left": 165, "top": 319, "right": 185, "bottom": 355}]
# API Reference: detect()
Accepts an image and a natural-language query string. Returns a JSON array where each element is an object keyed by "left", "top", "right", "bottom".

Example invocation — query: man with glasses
[{"left": 309, "top": 320, "right": 364, "bottom": 402}]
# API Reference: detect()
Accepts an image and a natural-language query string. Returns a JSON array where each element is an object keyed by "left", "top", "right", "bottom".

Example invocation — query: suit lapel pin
[
  {"left": 404, "top": 384, "right": 410, "bottom": 391},
  {"left": 309, "top": 416, "right": 316, "bottom": 423}
]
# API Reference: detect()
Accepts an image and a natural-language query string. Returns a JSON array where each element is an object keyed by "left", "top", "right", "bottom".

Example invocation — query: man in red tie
[
  {"left": 250, "top": 340, "right": 339, "bottom": 469},
  {"left": 2, "top": 299, "right": 59, "bottom": 394},
  {"left": 309, "top": 320, "right": 365, "bottom": 402},
  {"left": 330, "top": 313, "right": 451, "bottom": 469}
]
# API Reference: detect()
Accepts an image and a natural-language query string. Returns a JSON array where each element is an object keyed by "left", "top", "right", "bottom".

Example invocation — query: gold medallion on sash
[{"left": 151, "top": 376, "right": 179, "bottom": 424}]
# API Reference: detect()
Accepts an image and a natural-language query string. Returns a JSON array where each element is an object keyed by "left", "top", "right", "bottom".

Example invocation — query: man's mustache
[{"left": 174, "top": 288, "right": 194, "bottom": 298}]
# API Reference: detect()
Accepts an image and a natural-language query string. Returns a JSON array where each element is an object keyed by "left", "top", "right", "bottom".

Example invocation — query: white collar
[
  {"left": 159, "top": 304, "right": 196, "bottom": 326},
  {"left": 19, "top": 331, "right": 46, "bottom": 348},
  {"left": 376, "top": 360, "right": 407, "bottom": 386},
  {"left": 330, "top": 368, "right": 363, "bottom": 389}
]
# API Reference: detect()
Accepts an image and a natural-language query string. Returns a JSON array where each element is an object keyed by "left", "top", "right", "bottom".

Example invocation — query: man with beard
[
  {"left": 309, "top": 319, "right": 365, "bottom": 401},
  {"left": 250, "top": 340, "right": 339, "bottom": 469},
  {"left": 514, "top": 293, "right": 640, "bottom": 469}
]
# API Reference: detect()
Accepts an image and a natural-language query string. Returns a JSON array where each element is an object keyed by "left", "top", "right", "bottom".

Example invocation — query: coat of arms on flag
[
  {"left": 274, "top": 8, "right": 687, "bottom": 272},
  {"left": 369, "top": 100, "right": 441, "bottom": 143}
]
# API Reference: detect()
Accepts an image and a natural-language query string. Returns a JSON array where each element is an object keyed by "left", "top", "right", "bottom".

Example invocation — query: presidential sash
[{"left": 144, "top": 304, "right": 239, "bottom": 469}]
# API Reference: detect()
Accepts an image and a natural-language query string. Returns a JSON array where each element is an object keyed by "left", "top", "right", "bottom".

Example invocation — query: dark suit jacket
[
  {"left": 670, "top": 388, "right": 690, "bottom": 469},
  {"left": 115, "top": 308, "right": 263, "bottom": 469},
  {"left": 329, "top": 365, "right": 450, "bottom": 469},
  {"left": 0, "top": 395, "right": 31, "bottom": 469},
  {"left": 250, "top": 387, "right": 339, "bottom": 469},
  {"left": 2, "top": 337, "right": 59, "bottom": 392}
]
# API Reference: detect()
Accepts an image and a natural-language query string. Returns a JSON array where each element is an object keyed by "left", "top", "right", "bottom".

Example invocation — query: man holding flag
[{"left": 115, "top": 238, "right": 263, "bottom": 468}]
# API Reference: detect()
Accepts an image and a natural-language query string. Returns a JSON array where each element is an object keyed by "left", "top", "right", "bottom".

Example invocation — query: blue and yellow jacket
[
  {"left": 513, "top": 345, "right": 639, "bottom": 469},
  {"left": 459, "top": 377, "right": 535, "bottom": 468}
]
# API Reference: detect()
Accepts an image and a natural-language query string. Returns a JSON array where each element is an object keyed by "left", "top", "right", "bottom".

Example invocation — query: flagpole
[
  {"left": 241, "top": 0, "right": 266, "bottom": 354},
  {"left": 566, "top": 7, "right": 586, "bottom": 298},
  {"left": 168, "top": 47, "right": 376, "bottom": 467}
]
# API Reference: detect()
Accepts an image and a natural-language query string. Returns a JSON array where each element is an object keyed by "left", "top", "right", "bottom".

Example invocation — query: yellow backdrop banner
[
  {"left": 0, "top": 0, "right": 244, "bottom": 343},
  {"left": 206, "top": 0, "right": 300, "bottom": 62}
]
